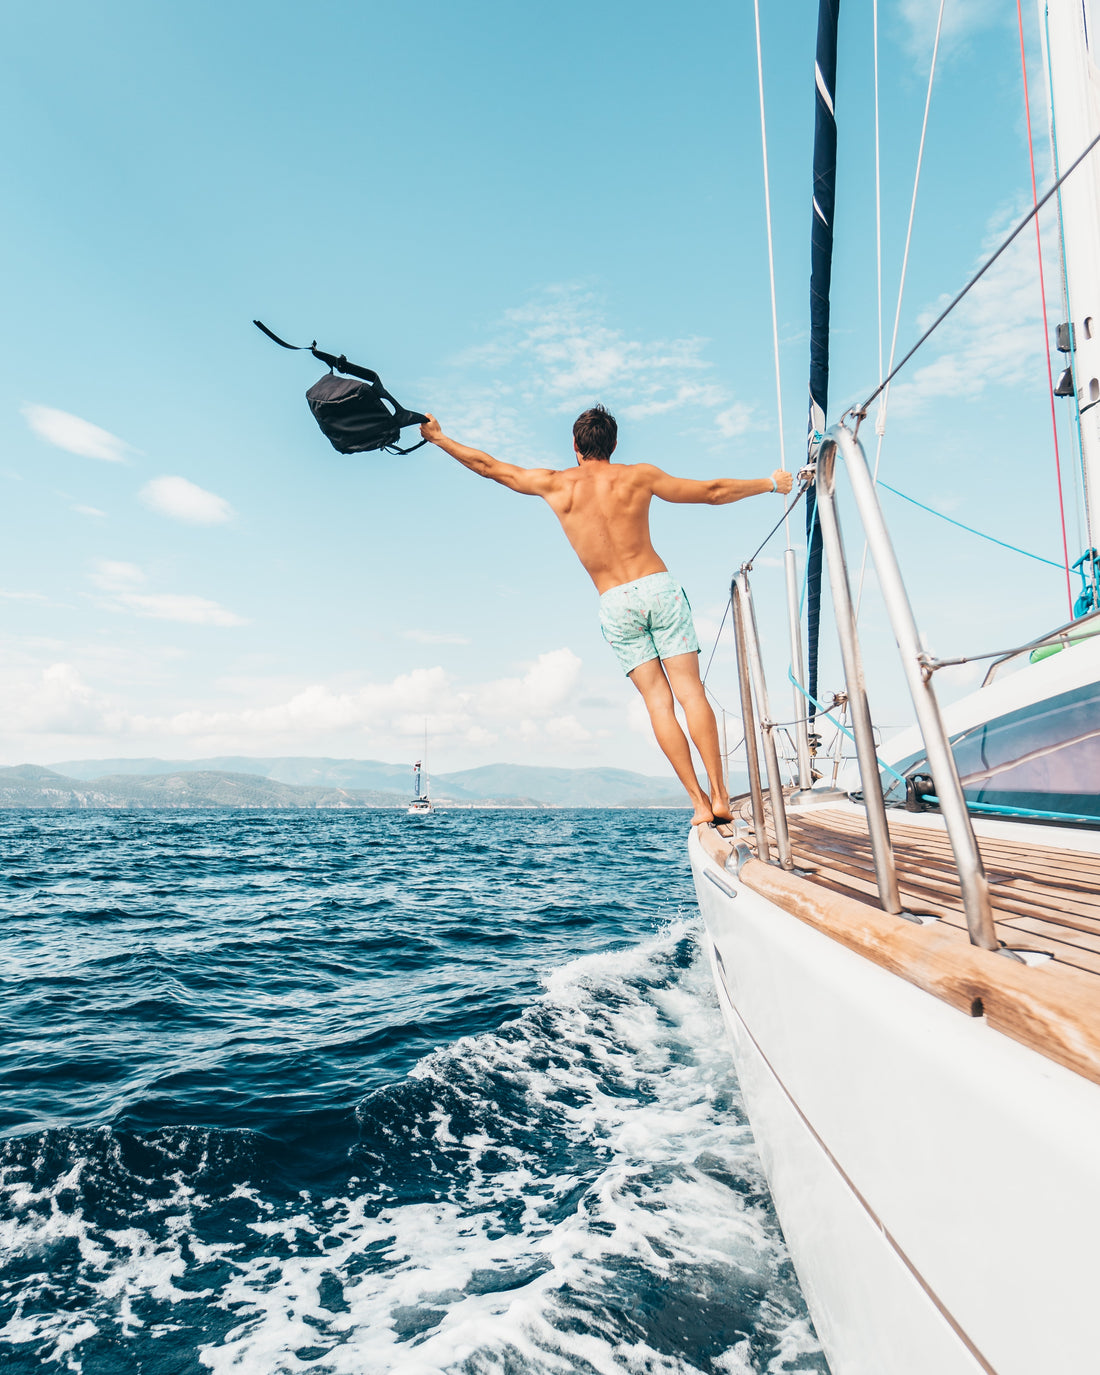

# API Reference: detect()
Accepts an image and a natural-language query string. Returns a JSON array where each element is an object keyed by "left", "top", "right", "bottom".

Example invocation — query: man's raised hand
[
  {"left": 420, "top": 414, "right": 444, "bottom": 444},
  {"left": 772, "top": 469, "right": 794, "bottom": 496}
]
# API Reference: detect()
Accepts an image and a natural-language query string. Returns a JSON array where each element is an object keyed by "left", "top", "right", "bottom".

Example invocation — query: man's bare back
[
  {"left": 418, "top": 406, "right": 793, "bottom": 825},
  {"left": 418, "top": 415, "right": 790, "bottom": 595}
]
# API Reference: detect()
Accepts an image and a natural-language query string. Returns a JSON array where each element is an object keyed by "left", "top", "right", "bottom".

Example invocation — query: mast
[
  {"left": 806, "top": 0, "right": 841, "bottom": 725},
  {"left": 1041, "top": 0, "right": 1100, "bottom": 606}
]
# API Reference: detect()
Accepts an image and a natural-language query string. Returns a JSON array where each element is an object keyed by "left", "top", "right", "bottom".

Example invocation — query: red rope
[{"left": 1018, "top": 0, "right": 1074, "bottom": 616}]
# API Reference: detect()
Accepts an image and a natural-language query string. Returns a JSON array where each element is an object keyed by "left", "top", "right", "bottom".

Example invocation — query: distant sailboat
[{"left": 407, "top": 727, "right": 434, "bottom": 815}]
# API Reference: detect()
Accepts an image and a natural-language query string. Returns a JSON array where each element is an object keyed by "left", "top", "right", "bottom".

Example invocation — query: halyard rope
[
  {"left": 855, "top": 0, "right": 946, "bottom": 619},
  {"left": 752, "top": 0, "right": 790, "bottom": 549}
]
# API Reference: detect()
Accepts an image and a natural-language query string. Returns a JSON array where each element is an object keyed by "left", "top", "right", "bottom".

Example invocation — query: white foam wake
[
  {"left": 0, "top": 920, "right": 826, "bottom": 1374},
  {"left": 199, "top": 920, "right": 824, "bottom": 1373}
]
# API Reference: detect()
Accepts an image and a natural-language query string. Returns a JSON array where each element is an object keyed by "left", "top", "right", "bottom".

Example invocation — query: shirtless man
[{"left": 420, "top": 404, "right": 793, "bottom": 826}]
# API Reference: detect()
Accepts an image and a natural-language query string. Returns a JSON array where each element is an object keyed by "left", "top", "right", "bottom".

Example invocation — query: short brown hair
[{"left": 573, "top": 405, "right": 618, "bottom": 460}]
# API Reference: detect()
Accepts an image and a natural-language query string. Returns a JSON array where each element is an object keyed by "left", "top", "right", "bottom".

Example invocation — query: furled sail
[{"left": 806, "top": 0, "right": 841, "bottom": 720}]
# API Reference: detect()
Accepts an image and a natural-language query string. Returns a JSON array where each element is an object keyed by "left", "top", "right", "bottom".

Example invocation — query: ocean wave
[{"left": 0, "top": 918, "right": 824, "bottom": 1374}]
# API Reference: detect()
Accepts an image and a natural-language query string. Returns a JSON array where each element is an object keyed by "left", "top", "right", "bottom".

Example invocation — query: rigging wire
[
  {"left": 744, "top": 483, "right": 810, "bottom": 569},
  {"left": 701, "top": 596, "right": 732, "bottom": 683},
  {"left": 1018, "top": 0, "right": 1074, "bottom": 615},
  {"left": 874, "top": 0, "right": 945, "bottom": 445},
  {"left": 855, "top": 0, "right": 946, "bottom": 618},
  {"left": 751, "top": 0, "right": 791, "bottom": 546},
  {"left": 853, "top": 127, "right": 1100, "bottom": 415}
]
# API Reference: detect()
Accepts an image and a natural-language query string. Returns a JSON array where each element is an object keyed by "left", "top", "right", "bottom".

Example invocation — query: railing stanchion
[
  {"left": 830, "top": 422, "right": 998, "bottom": 949},
  {"left": 814, "top": 442, "right": 902, "bottom": 913},
  {"left": 731, "top": 576, "right": 771, "bottom": 861},
  {"left": 735, "top": 570, "right": 794, "bottom": 869}
]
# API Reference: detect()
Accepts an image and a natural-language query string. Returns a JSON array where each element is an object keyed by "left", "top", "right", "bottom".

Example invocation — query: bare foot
[
  {"left": 691, "top": 803, "right": 716, "bottom": 826},
  {"left": 710, "top": 793, "right": 734, "bottom": 824}
]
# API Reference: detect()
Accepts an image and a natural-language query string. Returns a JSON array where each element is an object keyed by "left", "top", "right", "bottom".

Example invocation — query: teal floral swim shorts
[{"left": 598, "top": 571, "right": 700, "bottom": 676}]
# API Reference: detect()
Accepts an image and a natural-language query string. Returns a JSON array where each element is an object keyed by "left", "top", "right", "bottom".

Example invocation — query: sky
[{"left": 0, "top": 0, "right": 1086, "bottom": 778}]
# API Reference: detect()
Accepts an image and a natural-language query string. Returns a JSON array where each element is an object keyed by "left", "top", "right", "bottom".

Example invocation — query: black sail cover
[{"left": 806, "top": 0, "right": 840, "bottom": 725}]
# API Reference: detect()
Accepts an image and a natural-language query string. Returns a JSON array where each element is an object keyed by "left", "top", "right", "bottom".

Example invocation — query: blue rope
[
  {"left": 789, "top": 477, "right": 1088, "bottom": 819},
  {"left": 925, "top": 795, "right": 1098, "bottom": 826},
  {"left": 786, "top": 667, "right": 909, "bottom": 785},
  {"left": 876, "top": 481, "right": 1065, "bottom": 570}
]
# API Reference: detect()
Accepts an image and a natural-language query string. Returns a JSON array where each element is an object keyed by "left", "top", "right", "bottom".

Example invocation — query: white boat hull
[{"left": 688, "top": 826, "right": 1100, "bottom": 1375}]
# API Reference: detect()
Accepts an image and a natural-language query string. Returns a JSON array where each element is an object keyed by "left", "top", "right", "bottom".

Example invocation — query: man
[{"left": 419, "top": 405, "right": 793, "bottom": 825}]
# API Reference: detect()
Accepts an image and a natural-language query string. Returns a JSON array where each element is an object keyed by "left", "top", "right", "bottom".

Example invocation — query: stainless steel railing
[
  {"left": 729, "top": 420, "right": 999, "bottom": 951},
  {"left": 826, "top": 421, "right": 997, "bottom": 950},
  {"left": 732, "top": 570, "right": 793, "bottom": 870}
]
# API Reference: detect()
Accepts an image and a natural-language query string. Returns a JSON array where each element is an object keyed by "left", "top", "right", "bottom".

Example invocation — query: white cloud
[
  {"left": 898, "top": 0, "right": 1003, "bottom": 59},
  {"left": 72, "top": 504, "right": 106, "bottom": 519},
  {"left": 140, "top": 475, "right": 235, "bottom": 525},
  {"left": 442, "top": 286, "right": 755, "bottom": 447},
  {"left": 884, "top": 202, "right": 1056, "bottom": 419},
  {"left": 715, "top": 403, "right": 756, "bottom": 438},
  {"left": 402, "top": 629, "right": 471, "bottom": 645},
  {"left": 117, "top": 594, "right": 246, "bottom": 626},
  {"left": 89, "top": 561, "right": 145, "bottom": 594},
  {"left": 90, "top": 559, "right": 145, "bottom": 592},
  {"left": 22, "top": 405, "right": 131, "bottom": 462},
  {"left": 17, "top": 663, "right": 116, "bottom": 735},
  {"left": 110, "top": 648, "right": 584, "bottom": 750},
  {"left": 87, "top": 559, "right": 246, "bottom": 626},
  {"left": 478, "top": 647, "right": 582, "bottom": 716},
  {"left": 0, "top": 589, "right": 48, "bottom": 602},
  {"left": 545, "top": 714, "right": 592, "bottom": 744}
]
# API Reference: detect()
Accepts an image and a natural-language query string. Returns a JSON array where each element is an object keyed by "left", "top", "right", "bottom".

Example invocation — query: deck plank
[{"left": 736, "top": 798, "right": 1100, "bottom": 980}]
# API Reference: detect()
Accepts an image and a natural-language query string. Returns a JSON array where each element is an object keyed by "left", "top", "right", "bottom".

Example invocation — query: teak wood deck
[{"left": 700, "top": 798, "right": 1100, "bottom": 1085}]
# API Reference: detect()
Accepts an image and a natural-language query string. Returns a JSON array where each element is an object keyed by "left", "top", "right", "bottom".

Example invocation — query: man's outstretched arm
[
  {"left": 420, "top": 415, "right": 557, "bottom": 497},
  {"left": 645, "top": 465, "right": 794, "bottom": 504}
]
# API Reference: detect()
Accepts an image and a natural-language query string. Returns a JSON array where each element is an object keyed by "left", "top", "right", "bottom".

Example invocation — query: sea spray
[{"left": 0, "top": 810, "right": 826, "bottom": 1373}]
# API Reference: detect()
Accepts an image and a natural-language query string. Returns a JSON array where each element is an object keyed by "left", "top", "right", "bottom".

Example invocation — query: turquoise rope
[
  {"left": 925, "top": 795, "right": 1099, "bottom": 826},
  {"left": 876, "top": 481, "right": 1064, "bottom": 570},
  {"left": 786, "top": 668, "right": 909, "bottom": 785},
  {"left": 790, "top": 464, "right": 1092, "bottom": 820}
]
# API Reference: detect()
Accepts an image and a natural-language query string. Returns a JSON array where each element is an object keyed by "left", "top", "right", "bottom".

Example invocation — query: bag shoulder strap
[{"left": 255, "top": 320, "right": 428, "bottom": 434}]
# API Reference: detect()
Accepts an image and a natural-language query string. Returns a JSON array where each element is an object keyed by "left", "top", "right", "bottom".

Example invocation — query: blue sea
[{"left": 0, "top": 809, "right": 826, "bottom": 1374}]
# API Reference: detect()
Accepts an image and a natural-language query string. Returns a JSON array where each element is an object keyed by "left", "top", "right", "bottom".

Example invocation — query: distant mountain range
[{"left": 0, "top": 756, "right": 720, "bottom": 810}]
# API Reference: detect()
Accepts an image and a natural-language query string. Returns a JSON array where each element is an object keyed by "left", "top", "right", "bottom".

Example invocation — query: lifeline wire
[
  {"left": 745, "top": 483, "right": 809, "bottom": 568},
  {"left": 855, "top": 127, "right": 1100, "bottom": 416},
  {"left": 701, "top": 596, "right": 732, "bottom": 683},
  {"left": 876, "top": 480, "right": 1066, "bottom": 569},
  {"left": 1018, "top": 0, "right": 1074, "bottom": 614}
]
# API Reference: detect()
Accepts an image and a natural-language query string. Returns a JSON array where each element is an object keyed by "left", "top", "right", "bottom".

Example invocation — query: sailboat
[
  {"left": 689, "top": 4, "right": 1100, "bottom": 1373},
  {"left": 407, "top": 727, "right": 434, "bottom": 815}
]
